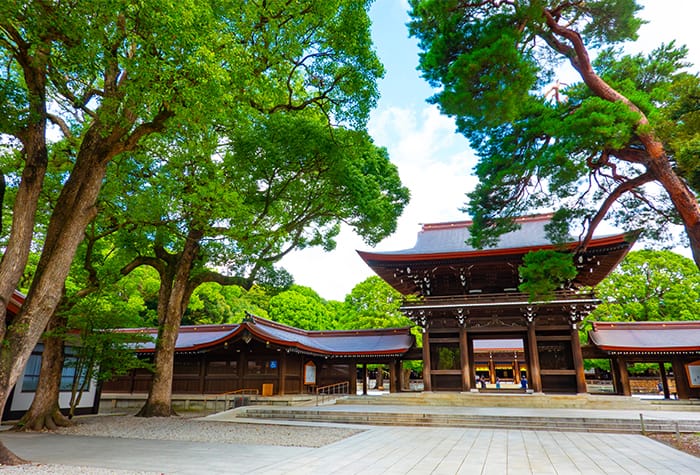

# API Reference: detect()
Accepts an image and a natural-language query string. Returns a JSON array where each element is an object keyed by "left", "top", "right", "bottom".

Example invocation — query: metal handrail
[{"left": 315, "top": 380, "right": 350, "bottom": 406}]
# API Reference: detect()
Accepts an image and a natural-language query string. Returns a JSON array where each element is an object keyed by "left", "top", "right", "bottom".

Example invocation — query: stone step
[
  {"left": 336, "top": 393, "right": 698, "bottom": 411},
  {"left": 237, "top": 408, "right": 700, "bottom": 434}
]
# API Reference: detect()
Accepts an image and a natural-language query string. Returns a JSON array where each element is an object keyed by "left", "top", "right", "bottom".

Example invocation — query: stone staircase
[
  {"left": 236, "top": 406, "right": 700, "bottom": 433},
  {"left": 230, "top": 392, "right": 700, "bottom": 434},
  {"left": 339, "top": 392, "right": 700, "bottom": 410}
]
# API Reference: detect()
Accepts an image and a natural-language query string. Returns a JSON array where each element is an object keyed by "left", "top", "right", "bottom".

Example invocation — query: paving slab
[{"left": 2, "top": 424, "right": 698, "bottom": 474}]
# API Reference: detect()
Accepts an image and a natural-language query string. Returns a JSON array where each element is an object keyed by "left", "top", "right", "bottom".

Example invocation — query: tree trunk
[
  {"left": 137, "top": 230, "right": 202, "bottom": 417},
  {"left": 0, "top": 154, "right": 108, "bottom": 463},
  {"left": 14, "top": 312, "right": 71, "bottom": 431},
  {"left": 0, "top": 44, "right": 49, "bottom": 335}
]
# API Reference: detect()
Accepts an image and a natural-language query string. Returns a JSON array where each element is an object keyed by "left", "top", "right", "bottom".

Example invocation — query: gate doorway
[{"left": 473, "top": 338, "right": 526, "bottom": 389}]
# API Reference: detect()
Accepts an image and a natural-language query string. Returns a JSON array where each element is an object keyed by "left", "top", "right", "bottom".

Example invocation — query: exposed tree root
[
  {"left": 135, "top": 402, "right": 177, "bottom": 417},
  {"left": 13, "top": 408, "right": 72, "bottom": 432},
  {"left": 0, "top": 441, "right": 28, "bottom": 465}
]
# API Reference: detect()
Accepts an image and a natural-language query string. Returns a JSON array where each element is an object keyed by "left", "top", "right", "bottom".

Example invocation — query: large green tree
[
  {"left": 409, "top": 1, "right": 700, "bottom": 264},
  {"left": 113, "top": 112, "right": 407, "bottom": 417},
  {"left": 0, "top": 0, "right": 387, "bottom": 461},
  {"left": 268, "top": 285, "right": 338, "bottom": 330},
  {"left": 585, "top": 250, "right": 700, "bottom": 325}
]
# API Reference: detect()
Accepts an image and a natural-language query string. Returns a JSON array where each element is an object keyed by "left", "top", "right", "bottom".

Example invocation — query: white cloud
[{"left": 280, "top": 104, "right": 477, "bottom": 301}]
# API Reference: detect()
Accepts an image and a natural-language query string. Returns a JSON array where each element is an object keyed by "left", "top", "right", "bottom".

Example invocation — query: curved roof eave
[{"left": 357, "top": 232, "right": 636, "bottom": 264}]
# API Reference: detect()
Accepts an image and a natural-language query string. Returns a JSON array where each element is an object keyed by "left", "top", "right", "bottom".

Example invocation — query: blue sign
[{"left": 270, "top": 360, "right": 278, "bottom": 369}]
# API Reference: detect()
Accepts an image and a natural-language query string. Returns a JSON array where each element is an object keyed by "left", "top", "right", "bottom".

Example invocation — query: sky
[{"left": 280, "top": 0, "right": 700, "bottom": 302}]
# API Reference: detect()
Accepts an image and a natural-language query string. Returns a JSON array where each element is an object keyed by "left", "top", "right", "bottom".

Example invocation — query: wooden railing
[
  {"left": 316, "top": 381, "right": 350, "bottom": 406},
  {"left": 204, "top": 388, "right": 259, "bottom": 412}
]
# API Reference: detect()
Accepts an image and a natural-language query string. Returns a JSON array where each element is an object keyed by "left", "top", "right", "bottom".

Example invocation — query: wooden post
[
  {"left": 389, "top": 360, "right": 396, "bottom": 393},
  {"left": 488, "top": 354, "right": 496, "bottom": 384},
  {"left": 362, "top": 363, "right": 368, "bottom": 395},
  {"left": 350, "top": 361, "right": 358, "bottom": 395},
  {"left": 610, "top": 357, "right": 621, "bottom": 394},
  {"left": 659, "top": 362, "right": 670, "bottom": 399},
  {"left": 513, "top": 356, "right": 520, "bottom": 385},
  {"left": 459, "top": 326, "right": 470, "bottom": 391},
  {"left": 422, "top": 331, "right": 432, "bottom": 391},
  {"left": 570, "top": 325, "right": 587, "bottom": 394},
  {"left": 616, "top": 358, "right": 631, "bottom": 396},
  {"left": 527, "top": 323, "right": 542, "bottom": 392},
  {"left": 672, "top": 360, "right": 690, "bottom": 400},
  {"left": 278, "top": 352, "right": 287, "bottom": 396},
  {"left": 467, "top": 337, "right": 476, "bottom": 389}
]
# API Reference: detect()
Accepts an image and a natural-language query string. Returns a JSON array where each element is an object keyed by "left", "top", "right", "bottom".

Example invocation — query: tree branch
[{"left": 578, "top": 171, "right": 654, "bottom": 251}]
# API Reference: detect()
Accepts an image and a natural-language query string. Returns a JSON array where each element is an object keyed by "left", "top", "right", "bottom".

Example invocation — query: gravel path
[{"left": 0, "top": 412, "right": 363, "bottom": 474}]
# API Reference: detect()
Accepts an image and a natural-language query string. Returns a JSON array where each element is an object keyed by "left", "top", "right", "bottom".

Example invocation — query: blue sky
[{"left": 280, "top": 0, "right": 700, "bottom": 301}]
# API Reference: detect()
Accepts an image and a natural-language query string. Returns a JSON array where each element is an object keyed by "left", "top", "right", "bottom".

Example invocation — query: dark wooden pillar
[
  {"left": 612, "top": 357, "right": 631, "bottom": 396},
  {"left": 278, "top": 351, "right": 287, "bottom": 396},
  {"left": 570, "top": 326, "right": 587, "bottom": 394},
  {"left": 672, "top": 360, "right": 690, "bottom": 400},
  {"left": 513, "top": 356, "right": 520, "bottom": 385},
  {"left": 198, "top": 358, "right": 206, "bottom": 394},
  {"left": 459, "top": 326, "right": 470, "bottom": 391},
  {"left": 362, "top": 363, "right": 368, "bottom": 395},
  {"left": 488, "top": 354, "right": 496, "bottom": 384},
  {"left": 350, "top": 362, "right": 358, "bottom": 395},
  {"left": 659, "top": 362, "right": 670, "bottom": 399},
  {"left": 422, "top": 331, "right": 432, "bottom": 391},
  {"left": 467, "top": 337, "right": 476, "bottom": 388},
  {"left": 389, "top": 361, "right": 396, "bottom": 393},
  {"left": 527, "top": 323, "right": 542, "bottom": 392}
]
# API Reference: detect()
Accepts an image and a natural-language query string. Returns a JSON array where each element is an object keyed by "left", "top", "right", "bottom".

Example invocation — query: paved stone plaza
[{"left": 1, "top": 421, "right": 698, "bottom": 474}]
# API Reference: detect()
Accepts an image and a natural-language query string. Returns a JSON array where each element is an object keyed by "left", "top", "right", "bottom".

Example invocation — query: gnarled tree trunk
[
  {"left": 14, "top": 312, "right": 71, "bottom": 431},
  {"left": 136, "top": 230, "right": 202, "bottom": 417}
]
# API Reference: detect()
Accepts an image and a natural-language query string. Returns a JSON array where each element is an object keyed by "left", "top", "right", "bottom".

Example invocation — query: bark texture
[
  {"left": 14, "top": 313, "right": 71, "bottom": 432},
  {"left": 136, "top": 230, "right": 202, "bottom": 417}
]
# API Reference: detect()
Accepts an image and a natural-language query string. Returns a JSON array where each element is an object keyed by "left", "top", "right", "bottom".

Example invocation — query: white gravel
[{"left": 0, "top": 412, "right": 363, "bottom": 474}]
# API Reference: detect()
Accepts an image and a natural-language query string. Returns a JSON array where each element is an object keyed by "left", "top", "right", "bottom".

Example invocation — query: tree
[
  {"left": 0, "top": 0, "right": 394, "bottom": 455},
  {"left": 408, "top": 1, "right": 700, "bottom": 266},
  {"left": 269, "top": 286, "right": 338, "bottom": 330},
  {"left": 0, "top": 2, "right": 242, "bottom": 461},
  {"left": 585, "top": 250, "right": 700, "bottom": 325},
  {"left": 342, "top": 276, "right": 421, "bottom": 380},
  {"left": 581, "top": 249, "right": 700, "bottom": 374},
  {"left": 342, "top": 276, "right": 414, "bottom": 330},
  {"left": 116, "top": 109, "right": 407, "bottom": 417}
]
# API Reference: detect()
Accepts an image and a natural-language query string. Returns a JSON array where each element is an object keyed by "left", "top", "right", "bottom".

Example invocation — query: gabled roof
[
  {"left": 118, "top": 314, "right": 415, "bottom": 358},
  {"left": 358, "top": 214, "right": 634, "bottom": 262},
  {"left": 589, "top": 321, "right": 700, "bottom": 354},
  {"left": 358, "top": 214, "right": 638, "bottom": 295}
]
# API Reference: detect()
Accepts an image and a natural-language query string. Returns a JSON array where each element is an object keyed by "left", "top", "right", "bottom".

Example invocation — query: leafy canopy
[{"left": 409, "top": 0, "right": 700, "bottom": 258}]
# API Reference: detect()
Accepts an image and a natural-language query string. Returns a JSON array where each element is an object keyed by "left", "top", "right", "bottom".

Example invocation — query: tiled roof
[
  {"left": 118, "top": 315, "right": 415, "bottom": 357},
  {"left": 359, "top": 214, "right": 630, "bottom": 260},
  {"left": 589, "top": 321, "right": 700, "bottom": 354}
]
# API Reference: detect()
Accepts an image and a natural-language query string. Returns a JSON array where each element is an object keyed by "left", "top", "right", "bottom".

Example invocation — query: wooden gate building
[{"left": 358, "top": 214, "right": 637, "bottom": 394}]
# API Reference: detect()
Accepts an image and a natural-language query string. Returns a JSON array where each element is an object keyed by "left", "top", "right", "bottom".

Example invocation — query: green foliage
[
  {"left": 518, "top": 250, "right": 578, "bottom": 301},
  {"left": 586, "top": 250, "right": 700, "bottom": 324},
  {"left": 408, "top": 0, "right": 700, "bottom": 250},
  {"left": 268, "top": 285, "right": 338, "bottom": 330}
]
